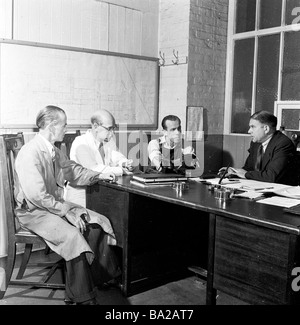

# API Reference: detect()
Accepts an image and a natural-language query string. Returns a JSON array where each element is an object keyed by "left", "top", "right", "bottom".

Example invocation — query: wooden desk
[{"left": 86, "top": 176, "right": 300, "bottom": 305}]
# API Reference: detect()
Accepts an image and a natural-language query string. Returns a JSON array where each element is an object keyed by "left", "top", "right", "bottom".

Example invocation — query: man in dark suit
[{"left": 219, "top": 110, "right": 297, "bottom": 185}]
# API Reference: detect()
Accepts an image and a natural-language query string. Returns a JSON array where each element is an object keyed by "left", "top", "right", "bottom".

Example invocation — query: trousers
[{"left": 64, "top": 224, "right": 121, "bottom": 303}]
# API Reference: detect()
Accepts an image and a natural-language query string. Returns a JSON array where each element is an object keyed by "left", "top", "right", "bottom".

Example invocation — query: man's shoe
[
  {"left": 64, "top": 298, "right": 75, "bottom": 305},
  {"left": 98, "top": 277, "right": 122, "bottom": 291},
  {"left": 76, "top": 298, "right": 99, "bottom": 305}
]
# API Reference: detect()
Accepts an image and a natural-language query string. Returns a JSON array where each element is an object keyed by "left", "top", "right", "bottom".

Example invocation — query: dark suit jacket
[{"left": 243, "top": 131, "right": 297, "bottom": 185}]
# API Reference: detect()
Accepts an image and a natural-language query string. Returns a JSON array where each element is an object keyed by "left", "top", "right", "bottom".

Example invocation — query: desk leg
[
  {"left": 120, "top": 195, "right": 133, "bottom": 297},
  {"left": 121, "top": 227, "right": 131, "bottom": 296},
  {"left": 206, "top": 213, "right": 217, "bottom": 305}
]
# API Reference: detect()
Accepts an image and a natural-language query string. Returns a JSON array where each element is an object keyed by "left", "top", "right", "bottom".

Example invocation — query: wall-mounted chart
[{"left": 0, "top": 42, "right": 159, "bottom": 129}]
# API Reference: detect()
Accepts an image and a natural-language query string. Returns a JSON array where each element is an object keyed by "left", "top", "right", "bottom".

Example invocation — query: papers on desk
[
  {"left": 273, "top": 186, "right": 300, "bottom": 199},
  {"left": 233, "top": 191, "right": 265, "bottom": 200},
  {"left": 257, "top": 197, "right": 300, "bottom": 208},
  {"left": 196, "top": 178, "right": 290, "bottom": 192},
  {"left": 195, "top": 177, "right": 241, "bottom": 186}
]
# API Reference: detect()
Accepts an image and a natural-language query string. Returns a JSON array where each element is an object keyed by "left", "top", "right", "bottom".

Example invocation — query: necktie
[
  {"left": 51, "top": 147, "right": 56, "bottom": 173},
  {"left": 99, "top": 142, "right": 105, "bottom": 162},
  {"left": 170, "top": 148, "right": 175, "bottom": 169},
  {"left": 255, "top": 144, "right": 263, "bottom": 171}
]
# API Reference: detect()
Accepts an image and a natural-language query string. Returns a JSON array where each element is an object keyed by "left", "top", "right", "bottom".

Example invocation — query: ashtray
[
  {"left": 214, "top": 187, "right": 235, "bottom": 201},
  {"left": 172, "top": 181, "right": 189, "bottom": 191}
]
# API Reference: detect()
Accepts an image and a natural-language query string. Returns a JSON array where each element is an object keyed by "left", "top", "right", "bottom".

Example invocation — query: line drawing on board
[{"left": 0, "top": 42, "right": 159, "bottom": 129}]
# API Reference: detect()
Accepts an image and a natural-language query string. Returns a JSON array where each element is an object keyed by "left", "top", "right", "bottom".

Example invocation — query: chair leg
[
  {"left": 41, "top": 259, "right": 64, "bottom": 283},
  {"left": 16, "top": 243, "right": 33, "bottom": 280},
  {"left": 0, "top": 242, "right": 17, "bottom": 299},
  {"left": 0, "top": 267, "right": 6, "bottom": 299},
  {"left": 44, "top": 246, "right": 51, "bottom": 255}
]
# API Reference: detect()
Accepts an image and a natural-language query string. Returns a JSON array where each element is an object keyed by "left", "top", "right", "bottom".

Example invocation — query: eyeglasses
[{"left": 99, "top": 124, "right": 116, "bottom": 133}]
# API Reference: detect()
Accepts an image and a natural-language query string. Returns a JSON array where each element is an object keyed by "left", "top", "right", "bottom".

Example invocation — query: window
[
  {"left": 225, "top": 0, "right": 300, "bottom": 134},
  {"left": 275, "top": 101, "right": 300, "bottom": 131}
]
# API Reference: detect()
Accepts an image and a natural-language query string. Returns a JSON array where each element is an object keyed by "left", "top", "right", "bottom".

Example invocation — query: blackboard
[{"left": 0, "top": 42, "right": 159, "bottom": 129}]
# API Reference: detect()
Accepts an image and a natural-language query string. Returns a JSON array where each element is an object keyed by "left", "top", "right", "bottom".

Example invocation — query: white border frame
[{"left": 274, "top": 101, "right": 300, "bottom": 131}]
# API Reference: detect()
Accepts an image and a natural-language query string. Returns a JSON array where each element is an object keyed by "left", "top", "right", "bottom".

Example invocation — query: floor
[{"left": 0, "top": 250, "right": 247, "bottom": 306}]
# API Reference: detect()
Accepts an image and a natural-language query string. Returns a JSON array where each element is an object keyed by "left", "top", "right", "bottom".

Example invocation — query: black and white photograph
[{"left": 1, "top": 0, "right": 300, "bottom": 311}]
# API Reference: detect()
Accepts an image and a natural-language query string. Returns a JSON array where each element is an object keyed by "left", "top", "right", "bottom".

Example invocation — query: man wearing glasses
[{"left": 65, "top": 109, "right": 133, "bottom": 207}]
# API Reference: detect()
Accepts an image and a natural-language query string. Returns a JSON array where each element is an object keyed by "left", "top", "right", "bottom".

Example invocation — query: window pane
[
  {"left": 255, "top": 34, "right": 280, "bottom": 112},
  {"left": 259, "top": 0, "right": 282, "bottom": 29},
  {"left": 282, "top": 31, "right": 300, "bottom": 100},
  {"left": 286, "top": 0, "right": 300, "bottom": 26},
  {"left": 281, "top": 109, "right": 300, "bottom": 130},
  {"left": 231, "top": 38, "right": 255, "bottom": 134},
  {"left": 236, "top": 0, "right": 256, "bottom": 33}
]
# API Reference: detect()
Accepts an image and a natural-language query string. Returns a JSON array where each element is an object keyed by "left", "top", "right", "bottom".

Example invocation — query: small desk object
[{"left": 86, "top": 176, "right": 300, "bottom": 305}]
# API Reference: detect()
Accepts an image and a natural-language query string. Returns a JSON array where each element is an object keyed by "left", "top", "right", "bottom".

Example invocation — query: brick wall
[
  {"left": 188, "top": 0, "right": 229, "bottom": 172},
  {"left": 188, "top": 0, "right": 228, "bottom": 135}
]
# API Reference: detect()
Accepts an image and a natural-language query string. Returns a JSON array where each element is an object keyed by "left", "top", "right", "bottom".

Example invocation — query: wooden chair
[
  {"left": 55, "top": 130, "right": 81, "bottom": 159},
  {"left": 0, "top": 133, "right": 64, "bottom": 299}
]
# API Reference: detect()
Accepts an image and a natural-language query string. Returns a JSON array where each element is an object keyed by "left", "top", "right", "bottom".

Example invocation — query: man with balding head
[{"left": 65, "top": 109, "right": 133, "bottom": 206}]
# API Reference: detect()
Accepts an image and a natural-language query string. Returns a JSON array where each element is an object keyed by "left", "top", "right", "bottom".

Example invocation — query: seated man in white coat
[
  {"left": 65, "top": 109, "right": 133, "bottom": 206},
  {"left": 14, "top": 105, "right": 120, "bottom": 305}
]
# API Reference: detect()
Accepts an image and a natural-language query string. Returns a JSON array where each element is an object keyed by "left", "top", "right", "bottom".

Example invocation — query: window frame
[
  {"left": 224, "top": 0, "right": 300, "bottom": 135},
  {"left": 275, "top": 100, "right": 300, "bottom": 131}
]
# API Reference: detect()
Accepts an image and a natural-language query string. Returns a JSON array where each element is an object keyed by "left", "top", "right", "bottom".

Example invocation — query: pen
[
  {"left": 218, "top": 163, "right": 230, "bottom": 185},
  {"left": 240, "top": 186, "right": 274, "bottom": 191},
  {"left": 254, "top": 187, "right": 274, "bottom": 191}
]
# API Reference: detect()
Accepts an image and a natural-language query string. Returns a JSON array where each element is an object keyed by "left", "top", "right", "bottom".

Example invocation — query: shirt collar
[
  {"left": 160, "top": 135, "right": 178, "bottom": 150},
  {"left": 38, "top": 133, "right": 55, "bottom": 158},
  {"left": 87, "top": 129, "right": 102, "bottom": 148},
  {"left": 261, "top": 135, "right": 273, "bottom": 152}
]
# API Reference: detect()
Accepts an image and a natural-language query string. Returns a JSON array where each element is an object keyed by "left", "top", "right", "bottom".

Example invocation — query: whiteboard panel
[{"left": 0, "top": 43, "right": 159, "bottom": 128}]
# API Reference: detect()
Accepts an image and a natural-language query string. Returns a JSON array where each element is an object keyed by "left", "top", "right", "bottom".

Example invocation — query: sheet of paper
[
  {"left": 198, "top": 177, "right": 241, "bottom": 186},
  {"left": 257, "top": 196, "right": 300, "bottom": 208},
  {"left": 234, "top": 191, "right": 265, "bottom": 200},
  {"left": 195, "top": 178, "right": 290, "bottom": 192}
]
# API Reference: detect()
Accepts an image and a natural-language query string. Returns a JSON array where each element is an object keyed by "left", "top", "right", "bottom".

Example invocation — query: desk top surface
[{"left": 96, "top": 176, "right": 300, "bottom": 235}]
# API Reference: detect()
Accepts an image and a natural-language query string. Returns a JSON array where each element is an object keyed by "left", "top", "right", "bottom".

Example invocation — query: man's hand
[
  {"left": 65, "top": 210, "right": 87, "bottom": 234},
  {"left": 98, "top": 172, "right": 116, "bottom": 183},
  {"left": 122, "top": 159, "right": 134, "bottom": 173},
  {"left": 218, "top": 167, "right": 246, "bottom": 179},
  {"left": 228, "top": 168, "right": 247, "bottom": 179}
]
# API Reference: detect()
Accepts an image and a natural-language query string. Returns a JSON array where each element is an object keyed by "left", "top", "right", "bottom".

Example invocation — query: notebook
[
  {"left": 130, "top": 180, "right": 175, "bottom": 188},
  {"left": 132, "top": 173, "right": 188, "bottom": 183}
]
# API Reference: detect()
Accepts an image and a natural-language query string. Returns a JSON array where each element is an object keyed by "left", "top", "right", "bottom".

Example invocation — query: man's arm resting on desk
[
  {"left": 218, "top": 166, "right": 246, "bottom": 179},
  {"left": 228, "top": 168, "right": 247, "bottom": 179}
]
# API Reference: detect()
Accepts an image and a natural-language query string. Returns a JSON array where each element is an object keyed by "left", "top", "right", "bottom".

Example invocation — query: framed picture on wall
[
  {"left": 274, "top": 101, "right": 300, "bottom": 131},
  {"left": 185, "top": 106, "right": 204, "bottom": 141}
]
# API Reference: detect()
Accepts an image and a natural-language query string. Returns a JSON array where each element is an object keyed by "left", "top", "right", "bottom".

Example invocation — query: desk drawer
[
  {"left": 213, "top": 216, "right": 290, "bottom": 305},
  {"left": 86, "top": 185, "right": 129, "bottom": 247}
]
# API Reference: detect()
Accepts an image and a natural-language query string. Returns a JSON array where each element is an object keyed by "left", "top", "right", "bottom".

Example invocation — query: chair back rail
[
  {"left": 0, "top": 133, "right": 24, "bottom": 238},
  {"left": 55, "top": 130, "right": 80, "bottom": 159}
]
